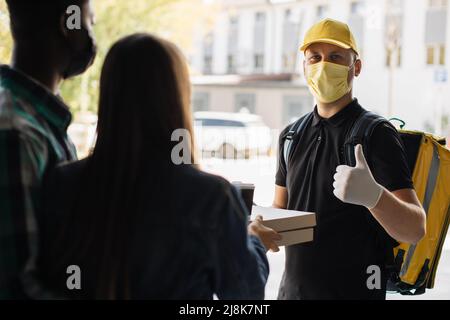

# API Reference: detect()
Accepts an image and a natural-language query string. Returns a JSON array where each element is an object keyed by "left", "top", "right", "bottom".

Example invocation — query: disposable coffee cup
[{"left": 232, "top": 181, "right": 255, "bottom": 215}]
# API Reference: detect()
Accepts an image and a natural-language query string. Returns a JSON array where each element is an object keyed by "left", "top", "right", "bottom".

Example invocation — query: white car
[
  {"left": 67, "top": 113, "right": 98, "bottom": 158},
  {"left": 194, "top": 111, "right": 272, "bottom": 159}
]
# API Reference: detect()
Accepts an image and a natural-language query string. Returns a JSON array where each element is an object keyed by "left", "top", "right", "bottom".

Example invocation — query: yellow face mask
[{"left": 305, "top": 61, "right": 355, "bottom": 104}]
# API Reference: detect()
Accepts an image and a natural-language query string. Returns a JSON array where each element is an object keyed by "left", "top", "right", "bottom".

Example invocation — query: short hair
[{"left": 6, "top": 0, "right": 86, "bottom": 40}]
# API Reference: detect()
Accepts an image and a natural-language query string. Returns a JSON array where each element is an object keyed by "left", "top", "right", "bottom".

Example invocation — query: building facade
[{"left": 190, "top": 0, "right": 450, "bottom": 137}]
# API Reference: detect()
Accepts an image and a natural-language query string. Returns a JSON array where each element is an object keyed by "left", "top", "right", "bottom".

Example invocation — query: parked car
[
  {"left": 194, "top": 111, "right": 272, "bottom": 159},
  {"left": 67, "top": 112, "right": 98, "bottom": 158}
]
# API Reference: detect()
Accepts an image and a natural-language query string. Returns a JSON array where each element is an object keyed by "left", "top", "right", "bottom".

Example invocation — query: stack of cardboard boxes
[{"left": 251, "top": 206, "right": 316, "bottom": 246}]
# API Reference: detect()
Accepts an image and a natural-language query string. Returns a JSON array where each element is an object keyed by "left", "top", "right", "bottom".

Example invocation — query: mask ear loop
[
  {"left": 346, "top": 58, "right": 358, "bottom": 94},
  {"left": 348, "top": 58, "right": 358, "bottom": 71}
]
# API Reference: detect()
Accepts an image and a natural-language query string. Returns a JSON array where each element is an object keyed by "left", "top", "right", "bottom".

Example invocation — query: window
[
  {"left": 386, "top": 46, "right": 402, "bottom": 67},
  {"left": 256, "top": 11, "right": 265, "bottom": 23},
  {"left": 427, "top": 46, "right": 435, "bottom": 65},
  {"left": 203, "top": 56, "right": 212, "bottom": 74},
  {"left": 227, "top": 55, "right": 236, "bottom": 73},
  {"left": 349, "top": 1, "right": 365, "bottom": 56},
  {"left": 235, "top": 93, "right": 256, "bottom": 114},
  {"left": 316, "top": 5, "right": 328, "bottom": 20},
  {"left": 427, "top": 44, "right": 446, "bottom": 65},
  {"left": 351, "top": 1, "right": 364, "bottom": 14},
  {"left": 203, "top": 33, "right": 214, "bottom": 74},
  {"left": 226, "top": 120, "right": 245, "bottom": 127},
  {"left": 386, "top": 48, "right": 392, "bottom": 66},
  {"left": 230, "top": 16, "right": 239, "bottom": 26},
  {"left": 200, "top": 119, "right": 245, "bottom": 127},
  {"left": 253, "top": 12, "right": 266, "bottom": 73},
  {"left": 227, "top": 16, "right": 239, "bottom": 74},
  {"left": 283, "top": 96, "right": 311, "bottom": 125},
  {"left": 425, "top": 0, "right": 447, "bottom": 65},
  {"left": 254, "top": 54, "right": 264, "bottom": 71},
  {"left": 282, "top": 9, "right": 301, "bottom": 72},
  {"left": 385, "top": 0, "right": 404, "bottom": 67},
  {"left": 192, "top": 92, "right": 210, "bottom": 112},
  {"left": 440, "top": 44, "right": 446, "bottom": 65},
  {"left": 285, "top": 9, "right": 292, "bottom": 20}
]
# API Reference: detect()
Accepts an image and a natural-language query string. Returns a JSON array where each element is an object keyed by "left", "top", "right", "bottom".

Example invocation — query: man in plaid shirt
[{"left": 0, "top": 0, "right": 96, "bottom": 298}]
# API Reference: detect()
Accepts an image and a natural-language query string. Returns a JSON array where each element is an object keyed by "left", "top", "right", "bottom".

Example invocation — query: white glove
[{"left": 333, "top": 144, "right": 384, "bottom": 209}]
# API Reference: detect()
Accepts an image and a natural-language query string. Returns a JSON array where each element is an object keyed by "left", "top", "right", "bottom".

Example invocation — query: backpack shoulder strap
[
  {"left": 283, "top": 112, "right": 314, "bottom": 169},
  {"left": 343, "top": 111, "right": 393, "bottom": 167},
  {"left": 345, "top": 111, "right": 401, "bottom": 258}
]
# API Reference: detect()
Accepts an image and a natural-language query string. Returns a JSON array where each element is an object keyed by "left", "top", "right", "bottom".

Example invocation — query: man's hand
[
  {"left": 248, "top": 215, "right": 282, "bottom": 252},
  {"left": 333, "top": 144, "right": 384, "bottom": 209}
]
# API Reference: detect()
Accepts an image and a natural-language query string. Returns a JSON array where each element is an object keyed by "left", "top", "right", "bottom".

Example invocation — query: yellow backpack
[
  {"left": 341, "top": 114, "right": 450, "bottom": 295},
  {"left": 389, "top": 127, "right": 450, "bottom": 294}
]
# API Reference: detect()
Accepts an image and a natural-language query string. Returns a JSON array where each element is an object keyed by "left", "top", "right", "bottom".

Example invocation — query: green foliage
[
  {"left": 0, "top": 1, "right": 12, "bottom": 64},
  {"left": 0, "top": 0, "right": 210, "bottom": 113},
  {"left": 65, "top": 0, "right": 207, "bottom": 113}
]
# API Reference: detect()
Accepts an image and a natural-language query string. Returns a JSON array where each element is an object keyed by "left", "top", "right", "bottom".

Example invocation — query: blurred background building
[{"left": 190, "top": 0, "right": 450, "bottom": 138}]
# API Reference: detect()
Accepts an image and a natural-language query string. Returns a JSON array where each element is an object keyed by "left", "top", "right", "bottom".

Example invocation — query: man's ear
[{"left": 354, "top": 59, "right": 362, "bottom": 77}]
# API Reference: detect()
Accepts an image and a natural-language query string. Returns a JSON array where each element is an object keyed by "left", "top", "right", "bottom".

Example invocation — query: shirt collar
[
  {"left": 312, "top": 98, "right": 361, "bottom": 128},
  {"left": 0, "top": 65, "right": 72, "bottom": 131}
]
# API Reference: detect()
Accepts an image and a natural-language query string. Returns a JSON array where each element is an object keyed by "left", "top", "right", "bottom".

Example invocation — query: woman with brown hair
[{"left": 36, "top": 33, "right": 279, "bottom": 299}]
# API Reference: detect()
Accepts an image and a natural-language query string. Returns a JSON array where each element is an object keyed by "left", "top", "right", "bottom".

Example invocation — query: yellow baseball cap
[{"left": 300, "top": 18, "right": 359, "bottom": 55}]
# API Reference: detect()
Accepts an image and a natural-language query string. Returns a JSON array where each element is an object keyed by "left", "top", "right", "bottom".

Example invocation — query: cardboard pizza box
[
  {"left": 250, "top": 206, "right": 316, "bottom": 246},
  {"left": 251, "top": 205, "right": 316, "bottom": 232}
]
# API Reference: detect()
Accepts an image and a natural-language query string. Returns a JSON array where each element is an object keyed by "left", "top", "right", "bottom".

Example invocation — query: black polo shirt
[{"left": 275, "top": 99, "right": 414, "bottom": 300}]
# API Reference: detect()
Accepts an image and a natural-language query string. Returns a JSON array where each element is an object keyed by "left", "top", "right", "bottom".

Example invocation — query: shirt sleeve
[
  {"left": 214, "top": 184, "right": 269, "bottom": 300},
  {"left": 0, "top": 129, "right": 47, "bottom": 298},
  {"left": 275, "top": 126, "right": 290, "bottom": 187},
  {"left": 368, "top": 122, "right": 414, "bottom": 192}
]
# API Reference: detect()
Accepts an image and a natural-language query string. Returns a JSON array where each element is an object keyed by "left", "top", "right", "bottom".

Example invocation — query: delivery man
[{"left": 273, "top": 19, "right": 426, "bottom": 300}]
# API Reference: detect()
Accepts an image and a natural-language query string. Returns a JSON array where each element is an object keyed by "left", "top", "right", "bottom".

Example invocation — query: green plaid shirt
[{"left": 0, "top": 65, "right": 77, "bottom": 299}]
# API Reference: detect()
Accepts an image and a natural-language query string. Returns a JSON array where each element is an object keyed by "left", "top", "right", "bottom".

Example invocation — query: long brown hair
[{"left": 47, "top": 33, "right": 196, "bottom": 299}]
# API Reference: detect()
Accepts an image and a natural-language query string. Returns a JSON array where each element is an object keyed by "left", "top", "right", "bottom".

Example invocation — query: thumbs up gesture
[{"left": 333, "top": 144, "right": 384, "bottom": 209}]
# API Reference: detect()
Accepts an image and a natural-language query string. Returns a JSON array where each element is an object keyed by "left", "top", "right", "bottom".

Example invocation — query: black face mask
[{"left": 63, "top": 27, "right": 97, "bottom": 79}]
